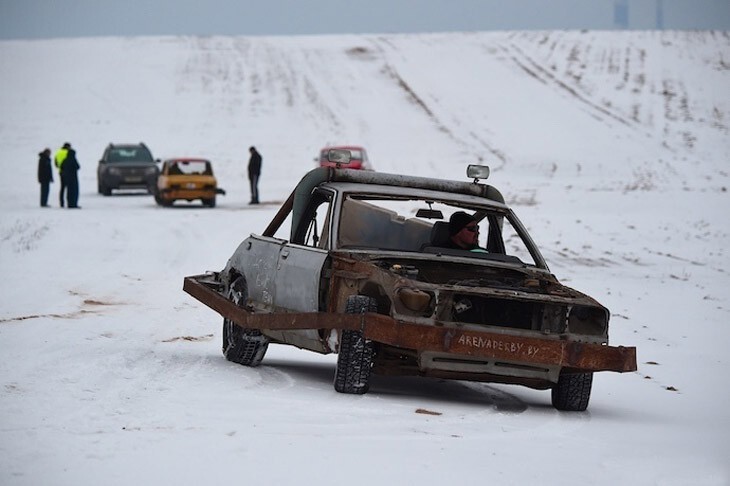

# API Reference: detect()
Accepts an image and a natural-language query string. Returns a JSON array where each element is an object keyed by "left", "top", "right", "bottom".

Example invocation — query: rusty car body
[{"left": 184, "top": 152, "right": 636, "bottom": 411}]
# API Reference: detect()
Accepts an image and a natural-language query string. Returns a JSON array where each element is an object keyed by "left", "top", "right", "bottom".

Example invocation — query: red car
[{"left": 316, "top": 145, "right": 373, "bottom": 170}]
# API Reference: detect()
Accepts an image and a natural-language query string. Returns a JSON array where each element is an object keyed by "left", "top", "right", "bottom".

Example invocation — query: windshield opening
[
  {"left": 108, "top": 146, "right": 153, "bottom": 163},
  {"left": 336, "top": 194, "right": 543, "bottom": 268},
  {"left": 168, "top": 160, "right": 211, "bottom": 175}
]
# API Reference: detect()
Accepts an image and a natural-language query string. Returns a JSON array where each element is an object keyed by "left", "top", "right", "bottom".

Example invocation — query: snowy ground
[{"left": 1, "top": 30, "right": 729, "bottom": 485}]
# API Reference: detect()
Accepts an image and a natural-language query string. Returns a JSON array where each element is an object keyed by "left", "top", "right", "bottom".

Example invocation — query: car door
[
  {"left": 266, "top": 192, "right": 333, "bottom": 352},
  {"left": 236, "top": 235, "right": 287, "bottom": 309},
  {"left": 274, "top": 189, "right": 334, "bottom": 311},
  {"left": 273, "top": 244, "right": 328, "bottom": 312}
]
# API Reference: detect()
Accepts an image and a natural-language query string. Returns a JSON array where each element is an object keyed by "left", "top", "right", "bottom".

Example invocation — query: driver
[{"left": 443, "top": 211, "right": 487, "bottom": 252}]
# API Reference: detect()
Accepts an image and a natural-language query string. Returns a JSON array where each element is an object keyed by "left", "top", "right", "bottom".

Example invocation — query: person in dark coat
[
  {"left": 61, "top": 146, "right": 81, "bottom": 209},
  {"left": 37, "top": 148, "right": 53, "bottom": 207},
  {"left": 248, "top": 146, "right": 262, "bottom": 204}
]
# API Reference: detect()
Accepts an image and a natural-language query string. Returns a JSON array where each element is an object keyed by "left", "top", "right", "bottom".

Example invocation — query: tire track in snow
[
  {"left": 1, "top": 219, "right": 50, "bottom": 253},
  {"left": 500, "top": 42, "right": 640, "bottom": 130},
  {"left": 372, "top": 37, "right": 508, "bottom": 170}
]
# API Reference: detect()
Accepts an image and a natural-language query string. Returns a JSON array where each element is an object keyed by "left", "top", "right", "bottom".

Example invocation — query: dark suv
[{"left": 97, "top": 143, "right": 160, "bottom": 196}]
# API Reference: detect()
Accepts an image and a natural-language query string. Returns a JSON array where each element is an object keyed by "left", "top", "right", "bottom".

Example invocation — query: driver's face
[{"left": 454, "top": 222, "right": 479, "bottom": 247}]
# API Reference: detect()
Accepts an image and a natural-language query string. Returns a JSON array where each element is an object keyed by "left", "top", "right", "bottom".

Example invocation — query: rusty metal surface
[
  {"left": 330, "top": 255, "right": 605, "bottom": 308},
  {"left": 331, "top": 169, "right": 492, "bottom": 199},
  {"left": 184, "top": 275, "right": 637, "bottom": 373}
]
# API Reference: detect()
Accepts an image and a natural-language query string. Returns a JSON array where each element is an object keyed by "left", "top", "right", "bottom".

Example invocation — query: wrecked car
[{"left": 184, "top": 150, "right": 636, "bottom": 411}]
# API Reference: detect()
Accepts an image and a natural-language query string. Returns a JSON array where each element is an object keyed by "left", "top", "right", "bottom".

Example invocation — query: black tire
[
  {"left": 222, "top": 277, "right": 268, "bottom": 366},
  {"left": 334, "top": 295, "right": 376, "bottom": 394},
  {"left": 202, "top": 197, "right": 216, "bottom": 208},
  {"left": 551, "top": 372, "right": 593, "bottom": 411},
  {"left": 102, "top": 186, "right": 112, "bottom": 196}
]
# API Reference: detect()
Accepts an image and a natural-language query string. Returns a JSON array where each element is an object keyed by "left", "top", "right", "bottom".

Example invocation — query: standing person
[
  {"left": 62, "top": 145, "right": 81, "bottom": 209},
  {"left": 248, "top": 146, "right": 262, "bottom": 205},
  {"left": 37, "top": 148, "right": 53, "bottom": 207},
  {"left": 54, "top": 142, "right": 70, "bottom": 207}
]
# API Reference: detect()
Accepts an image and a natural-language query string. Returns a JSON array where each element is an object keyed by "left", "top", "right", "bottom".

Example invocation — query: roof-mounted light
[
  {"left": 467, "top": 164, "right": 490, "bottom": 183},
  {"left": 327, "top": 149, "right": 352, "bottom": 168}
]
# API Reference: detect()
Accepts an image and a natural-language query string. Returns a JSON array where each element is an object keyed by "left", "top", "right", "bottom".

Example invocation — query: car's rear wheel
[
  {"left": 334, "top": 295, "right": 376, "bottom": 394},
  {"left": 202, "top": 197, "right": 216, "bottom": 208},
  {"left": 222, "top": 276, "right": 268, "bottom": 366},
  {"left": 551, "top": 372, "right": 593, "bottom": 411}
]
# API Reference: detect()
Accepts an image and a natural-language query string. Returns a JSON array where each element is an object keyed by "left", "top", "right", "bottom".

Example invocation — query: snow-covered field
[{"left": 1, "top": 30, "right": 729, "bottom": 485}]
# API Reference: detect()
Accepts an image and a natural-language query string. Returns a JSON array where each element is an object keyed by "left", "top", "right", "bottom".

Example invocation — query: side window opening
[
  {"left": 271, "top": 210, "right": 293, "bottom": 241},
  {"left": 501, "top": 216, "right": 538, "bottom": 266},
  {"left": 293, "top": 191, "right": 333, "bottom": 248},
  {"left": 484, "top": 214, "right": 506, "bottom": 254}
]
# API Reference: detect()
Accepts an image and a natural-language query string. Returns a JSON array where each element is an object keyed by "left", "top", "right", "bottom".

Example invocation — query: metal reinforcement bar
[{"left": 184, "top": 275, "right": 637, "bottom": 373}]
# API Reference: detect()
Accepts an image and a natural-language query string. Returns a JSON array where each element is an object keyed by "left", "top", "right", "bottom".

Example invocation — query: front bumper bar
[{"left": 184, "top": 274, "right": 637, "bottom": 373}]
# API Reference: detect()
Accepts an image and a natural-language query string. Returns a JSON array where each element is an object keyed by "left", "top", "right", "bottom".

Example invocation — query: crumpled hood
[{"left": 360, "top": 254, "right": 604, "bottom": 308}]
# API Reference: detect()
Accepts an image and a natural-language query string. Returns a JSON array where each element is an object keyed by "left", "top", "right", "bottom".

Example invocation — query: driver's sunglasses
[{"left": 465, "top": 225, "right": 479, "bottom": 233}]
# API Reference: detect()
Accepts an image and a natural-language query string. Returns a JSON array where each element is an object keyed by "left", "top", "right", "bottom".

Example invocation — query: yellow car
[{"left": 155, "top": 158, "right": 225, "bottom": 207}]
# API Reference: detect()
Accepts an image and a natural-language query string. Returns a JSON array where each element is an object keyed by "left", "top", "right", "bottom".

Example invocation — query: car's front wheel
[
  {"left": 551, "top": 372, "right": 593, "bottom": 411},
  {"left": 334, "top": 295, "right": 376, "bottom": 394},
  {"left": 222, "top": 276, "right": 269, "bottom": 366},
  {"left": 202, "top": 197, "right": 216, "bottom": 208}
]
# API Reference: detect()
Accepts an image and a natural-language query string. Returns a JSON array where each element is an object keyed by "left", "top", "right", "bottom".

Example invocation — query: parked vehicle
[
  {"left": 155, "top": 158, "right": 225, "bottom": 207},
  {"left": 97, "top": 143, "right": 159, "bottom": 196},
  {"left": 316, "top": 145, "right": 372, "bottom": 170},
  {"left": 184, "top": 151, "right": 636, "bottom": 411}
]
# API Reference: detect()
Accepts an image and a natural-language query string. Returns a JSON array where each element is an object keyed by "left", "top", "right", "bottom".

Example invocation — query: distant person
[
  {"left": 62, "top": 145, "right": 81, "bottom": 209},
  {"left": 443, "top": 211, "right": 486, "bottom": 252},
  {"left": 248, "top": 146, "right": 262, "bottom": 204},
  {"left": 54, "top": 142, "right": 70, "bottom": 207},
  {"left": 37, "top": 148, "right": 53, "bottom": 207}
]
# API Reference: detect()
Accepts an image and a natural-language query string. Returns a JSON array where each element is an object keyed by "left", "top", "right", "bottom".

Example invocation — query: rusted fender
[{"left": 184, "top": 274, "right": 637, "bottom": 373}]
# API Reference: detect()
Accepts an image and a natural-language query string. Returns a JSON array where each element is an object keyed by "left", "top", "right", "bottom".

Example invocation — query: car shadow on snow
[
  {"left": 369, "top": 375, "right": 529, "bottom": 413},
  {"left": 158, "top": 203, "right": 214, "bottom": 209},
  {"left": 260, "top": 358, "right": 529, "bottom": 413},
  {"left": 100, "top": 190, "right": 152, "bottom": 197}
]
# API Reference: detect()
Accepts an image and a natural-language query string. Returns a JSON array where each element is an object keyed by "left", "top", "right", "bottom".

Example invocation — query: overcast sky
[{"left": 1, "top": 0, "right": 729, "bottom": 40}]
